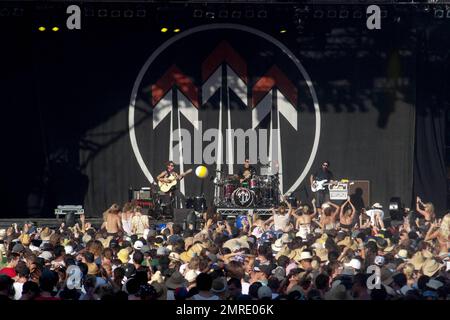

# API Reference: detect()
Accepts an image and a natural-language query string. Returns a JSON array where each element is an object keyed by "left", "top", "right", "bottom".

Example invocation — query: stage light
[
  {"left": 12, "top": 8, "right": 24, "bottom": 17},
  {"left": 218, "top": 10, "right": 228, "bottom": 18},
  {"left": 257, "top": 10, "right": 267, "bottom": 18},
  {"left": 124, "top": 9, "right": 134, "bottom": 18},
  {"left": 174, "top": 28, "right": 181, "bottom": 33},
  {"left": 136, "top": 9, "right": 146, "bottom": 18},
  {"left": 38, "top": 26, "right": 46, "bottom": 32},
  {"left": 280, "top": 29, "right": 287, "bottom": 34},
  {"left": 205, "top": 11, "right": 215, "bottom": 19},
  {"left": 353, "top": 10, "right": 362, "bottom": 19},
  {"left": 161, "top": 27, "right": 168, "bottom": 33},
  {"left": 98, "top": 9, "right": 108, "bottom": 18},
  {"left": 447, "top": 10, "right": 450, "bottom": 18},
  {"left": 435, "top": 9, "right": 444, "bottom": 18},
  {"left": 231, "top": 10, "right": 241, "bottom": 19},
  {"left": 339, "top": 10, "right": 349, "bottom": 19},
  {"left": 245, "top": 10, "right": 254, "bottom": 18},
  {"left": 52, "top": 26, "right": 59, "bottom": 32},
  {"left": 313, "top": 10, "right": 324, "bottom": 18},
  {"left": 85, "top": 8, "right": 95, "bottom": 17},
  {"left": 0, "top": 8, "right": 10, "bottom": 17},
  {"left": 327, "top": 10, "right": 337, "bottom": 18},
  {"left": 193, "top": 9, "right": 203, "bottom": 18},
  {"left": 111, "top": 10, "right": 121, "bottom": 18}
]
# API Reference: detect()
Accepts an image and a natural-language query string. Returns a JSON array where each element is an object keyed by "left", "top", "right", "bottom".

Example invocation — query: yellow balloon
[{"left": 195, "top": 165, "right": 208, "bottom": 178}]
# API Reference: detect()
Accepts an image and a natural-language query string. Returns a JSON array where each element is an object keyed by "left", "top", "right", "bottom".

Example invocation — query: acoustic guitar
[{"left": 158, "top": 169, "right": 192, "bottom": 193}]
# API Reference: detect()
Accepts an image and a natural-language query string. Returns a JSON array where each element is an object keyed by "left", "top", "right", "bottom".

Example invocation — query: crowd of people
[{"left": 0, "top": 195, "right": 449, "bottom": 301}]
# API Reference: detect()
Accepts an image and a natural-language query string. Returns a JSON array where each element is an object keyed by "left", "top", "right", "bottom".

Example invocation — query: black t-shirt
[
  {"left": 313, "top": 168, "right": 334, "bottom": 181},
  {"left": 238, "top": 165, "right": 257, "bottom": 178}
]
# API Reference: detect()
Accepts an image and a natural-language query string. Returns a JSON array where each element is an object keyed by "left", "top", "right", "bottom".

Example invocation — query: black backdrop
[{"left": 0, "top": 3, "right": 447, "bottom": 218}]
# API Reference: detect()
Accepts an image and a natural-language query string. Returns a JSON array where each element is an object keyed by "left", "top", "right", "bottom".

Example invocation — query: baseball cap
[{"left": 133, "top": 240, "right": 144, "bottom": 250}]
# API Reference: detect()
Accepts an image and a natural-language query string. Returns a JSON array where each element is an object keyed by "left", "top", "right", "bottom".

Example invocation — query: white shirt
[
  {"left": 273, "top": 213, "right": 290, "bottom": 231},
  {"left": 13, "top": 282, "right": 23, "bottom": 300},
  {"left": 366, "top": 209, "right": 384, "bottom": 225}
]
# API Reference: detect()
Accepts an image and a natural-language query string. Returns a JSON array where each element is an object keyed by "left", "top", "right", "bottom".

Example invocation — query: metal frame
[{"left": 217, "top": 207, "right": 273, "bottom": 217}]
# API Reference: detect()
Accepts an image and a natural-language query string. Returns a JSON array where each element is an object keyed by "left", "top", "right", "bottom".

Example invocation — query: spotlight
[
  {"left": 313, "top": 10, "right": 324, "bottom": 18},
  {"left": 327, "top": 10, "right": 337, "bottom": 18},
  {"left": 447, "top": 10, "right": 450, "bottom": 18},
  {"left": 231, "top": 10, "right": 241, "bottom": 19},
  {"left": 193, "top": 9, "right": 203, "bottom": 18},
  {"left": 257, "top": 10, "right": 267, "bottom": 18},
  {"left": 205, "top": 11, "right": 215, "bottom": 19},
  {"left": 218, "top": 10, "right": 228, "bottom": 18},
  {"left": 280, "top": 29, "right": 287, "bottom": 34},
  {"left": 435, "top": 9, "right": 444, "bottom": 18},
  {"left": 124, "top": 9, "right": 134, "bottom": 18},
  {"left": 136, "top": 9, "right": 146, "bottom": 18},
  {"left": 52, "top": 26, "right": 59, "bottom": 32},
  {"left": 98, "top": 9, "right": 108, "bottom": 18},
  {"left": 111, "top": 10, "right": 121, "bottom": 18},
  {"left": 161, "top": 27, "right": 168, "bottom": 33},
  {"left": 38, "top": 26, "right": 46, "bottom": 32},
  {"left": 174, "top": 28, "right": 181, "bottom": 33}
]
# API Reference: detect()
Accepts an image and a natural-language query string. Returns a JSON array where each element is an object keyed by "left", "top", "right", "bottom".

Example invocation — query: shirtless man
[{"left": 101, "top": 204, "right": 122, "bottom": 236}]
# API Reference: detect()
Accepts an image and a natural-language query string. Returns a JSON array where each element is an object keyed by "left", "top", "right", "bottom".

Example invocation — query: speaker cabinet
[
  {"left": 173, "top": 208, "right": 195, "bottom": 225},
  {"left": 348, "top": 180, "right": 370, "bottom": 211}
]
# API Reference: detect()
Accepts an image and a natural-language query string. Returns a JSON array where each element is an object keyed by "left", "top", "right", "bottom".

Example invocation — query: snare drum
[{"left": 232, "top": 187, "right": 255, "bottom": 207}]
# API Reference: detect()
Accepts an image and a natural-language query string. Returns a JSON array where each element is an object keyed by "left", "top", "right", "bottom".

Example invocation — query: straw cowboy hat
[
  {"left": 40, "top": 227, "right": 54, "bottom": 241},
  {"left": 150, "top": 270, "right": 165, "bottom": 284},
  {"left": 275, "top": 246, "right": 292, "bottom": 260},
  {"left": 337, "top": 236, "right": 358, "bottom": 250},
  {"left": 288, "top": 246, "right": 306, "bottom": 261},
  {"left": 383, "top": 238, "right": 395, "bottom": 253},
  {"left": 169, "top": 252, "right": 182, "bottom": 262},
  {"left": 421, "top": 258, "right": 442, "bottom": 277},
  {"left": 165, "top": 271, "right": 188, "bottom": 290},
  {"left": 271, "top": 238, "right": 284, "bottom": 252},
  {"left": 315, "top": 248, "right": 329, "bottom": 263},
  {"left": 223, "top": 238, "right": 249, "bottom": 252},
  {"left": 409, "top": 252, "right": 426, "bottom": 271}
]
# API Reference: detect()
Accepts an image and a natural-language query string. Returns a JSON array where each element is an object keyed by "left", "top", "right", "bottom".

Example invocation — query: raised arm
[
  {"left": 348, "top": 198, "right": 356, "bottom": 219},
  {"left": 339, "top": 198, "right": 350, "bottom": 220},
  {"left": 415, "top": 196, "right": 428, "bottom": 218},
  {"left": 424, "top": 221, "right": 440, "bottom": 241}
]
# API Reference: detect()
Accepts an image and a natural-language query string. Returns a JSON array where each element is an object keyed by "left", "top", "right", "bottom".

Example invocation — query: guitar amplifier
[{"left": 131, "top": 188, "right": 155, "bottom": 209}]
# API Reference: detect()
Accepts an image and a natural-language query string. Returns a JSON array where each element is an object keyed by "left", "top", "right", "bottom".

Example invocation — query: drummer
[{"left": 238, "top": 158, "right": 257, "bottom": 184}]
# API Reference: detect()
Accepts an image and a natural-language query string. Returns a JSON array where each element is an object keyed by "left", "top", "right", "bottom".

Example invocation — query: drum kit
[{"left": 213, "top": 166, "right": 280, "bottom": 208}]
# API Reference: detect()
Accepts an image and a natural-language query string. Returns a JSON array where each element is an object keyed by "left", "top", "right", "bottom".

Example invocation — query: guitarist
[
  {"left": 157, "top": 161, "right": 186, "bottom": 209},
  {"left": 310, "top": 160, "right": 334, "bottom": 208}
]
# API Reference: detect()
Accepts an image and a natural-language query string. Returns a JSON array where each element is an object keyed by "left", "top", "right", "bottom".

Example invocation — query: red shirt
[{"left": 0, "top": 267, "right": 16, "bottom": 278}]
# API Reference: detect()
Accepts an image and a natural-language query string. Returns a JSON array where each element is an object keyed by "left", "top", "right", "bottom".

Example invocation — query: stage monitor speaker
[
  {"left": 173, "top": 208, "right": 196, "bottom": 228},
  {"left": 348, "top": 180, "right": 370, "bottom": 211}
]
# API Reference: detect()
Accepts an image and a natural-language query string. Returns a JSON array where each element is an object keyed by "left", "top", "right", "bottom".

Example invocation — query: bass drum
[{"left": 232, "top": 187, "right": 255, "bottom": 207}]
